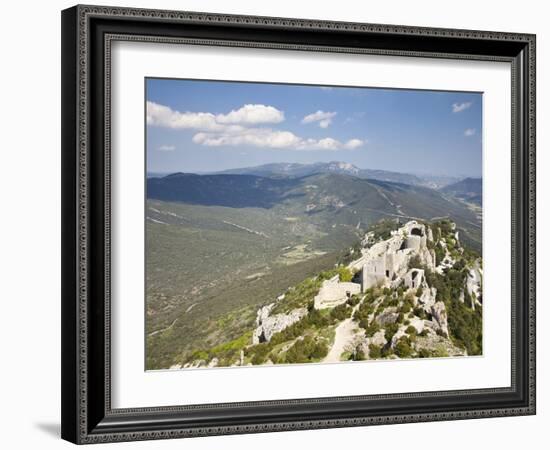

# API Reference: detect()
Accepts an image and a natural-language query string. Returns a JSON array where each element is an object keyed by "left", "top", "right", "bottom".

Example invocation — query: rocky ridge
[{"left": 179, "top": 219, "right": 482, "bottom": 368}]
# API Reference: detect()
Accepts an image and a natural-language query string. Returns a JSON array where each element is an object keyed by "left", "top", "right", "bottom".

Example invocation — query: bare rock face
[
  {"left": 369, "top": 330, "right": 388, "bottom": 347},
  {"left": 465, "top": 260, "right": 483, "bottom": 310},
  {"left": 252, "top": 307, "right": 307, "bottom": 344},
  {"left": 207, "top": 357, "right": 219, "bottom": 368},
  {"left": 362, "top": 330, "right": 387, "bottom": 357},
  {"left": 389, "top": 326, "right": 408, "bottom": 348},
  {"left": 183, "top": 360, "right": 206, "bottom": 369},
  {"left": 427, "top": 226, "right": 434, "bottom": 242},
  {"left": 418, "top": 287, "right": 437, "bottom": 308},
  {"left": 414, "top": 334, "right": 466, "bottom": 357},
  {"left": 375, "top": 307, "right": 399, "bottom": 326},
  {"left": 431, "top": 301, "right": 449, "bottom": 337},
  {"left": 417, "top": 246, "right": 437, "bottom": 272},
  {"left": 255, "top": 303, "right": 274, "bottom": 326},
  {"left": 407, "top": 316, "right": 426, "bottom": 334}
]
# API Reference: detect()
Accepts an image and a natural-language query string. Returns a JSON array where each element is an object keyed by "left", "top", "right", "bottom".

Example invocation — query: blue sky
[{"left": 146, "top": 78, "right": 482, "bottom": 177}]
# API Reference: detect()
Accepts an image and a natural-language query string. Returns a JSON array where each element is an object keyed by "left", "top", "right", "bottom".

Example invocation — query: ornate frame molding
[{"left": 61, "top": 5, "right": 536, "bottom": 444}]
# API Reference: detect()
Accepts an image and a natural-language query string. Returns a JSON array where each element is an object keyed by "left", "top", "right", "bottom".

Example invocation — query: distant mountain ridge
[
  {"left": 212, "top": 161, "right": 459, "bottom": 188},
  {"left": 441, "top": 177, "right": 482, "bottom": 206},
  {"left": 147, "top": 171, "right": 481, "bottom": 251},
  {"left": 147, "top": 173, "right": 302, "bottom": 208}
]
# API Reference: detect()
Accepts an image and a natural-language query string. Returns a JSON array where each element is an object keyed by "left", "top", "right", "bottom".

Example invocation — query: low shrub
[
  {"left": 368, "top": 344, "right": 382, "bottom": 359},
  {"left": 384, "top": 323, "right": 399, "bottom": 341},
  {"left": 363, "top": 321, "right": 380, "bottom": 337},
  {"left": 330, "top": 303, "right": 352, "bottom": 322},
  {"left": 394, "top": 337, "right": 413, "bottom": 358}
]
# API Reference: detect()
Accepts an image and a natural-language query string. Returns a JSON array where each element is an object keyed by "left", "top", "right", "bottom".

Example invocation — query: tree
[
  {"left": 384, "top": 323, "right": 399, "bottom": 341},
  {"left": 311, "top": 341, "right": 329, "bottom": 360},
  {"left": 394, "top": 337, "right": 413, "bottom": 358},
  {"left": 368, "top": 344, "right": 382, "bottom": 359}
]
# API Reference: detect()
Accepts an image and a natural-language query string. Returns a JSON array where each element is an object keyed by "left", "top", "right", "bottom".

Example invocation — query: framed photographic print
[{"left": 61, "top": 5, "right": 536, "bottom": 444}]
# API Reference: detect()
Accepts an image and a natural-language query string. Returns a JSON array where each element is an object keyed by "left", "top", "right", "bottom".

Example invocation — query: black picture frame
[{"left": 61, "top": 4, "right": 536, "bottom": 444}]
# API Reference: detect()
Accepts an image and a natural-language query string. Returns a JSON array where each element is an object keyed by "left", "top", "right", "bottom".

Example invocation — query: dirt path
[
  {"left": 148, "top": 318, "right": 178, "bottom": 337},
  {"left": 323, "top": 301, "right": 364, "bottom": 363},
  {"left": 323, "top": 318, "right": 360, "bottom": 363}
]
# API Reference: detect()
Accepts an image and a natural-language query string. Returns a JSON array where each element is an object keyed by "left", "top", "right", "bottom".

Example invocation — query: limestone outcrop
[
  {"left": 252, "top": 305, "right": 307, "bottom": 344},
  {"left": 418, "top": 287, "right": 437, "bottom": 308},
  {"left": 430, "top": 301, "right": 449, "bottom": 337},
  {"left": 239, "top": 219, "right": 480, "bottom": 365},
  {"left": 465, "top": 260, "right": 483, "bottom": 310}
]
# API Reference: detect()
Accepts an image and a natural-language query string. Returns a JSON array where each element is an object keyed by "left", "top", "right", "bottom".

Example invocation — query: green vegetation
[
  {"left": 421, "top": 265, "right": 482, "bottom": 355},
  {"left": 418, "top": 345, "right": 450, "bottom": 358},
  {"left": 363, "top": 321, "right": 381, "bottom": 337},
  {"left": 353, "top": 345, "right": 367, "bottom": 361},
  {"left": 271, "top": 266, "right": 354, "bottom": 315},
  {"left": 347, "top": 294, "right": 361, "bottom": 307},
  {"left": 353, "top": 290, "right": 378, "bottom": 330},
  {"left": 330, "top": 303, "right": 353, "bottom": 321},
  {"left": 271, "top": 276, "right": 323, "bottom": 315},
  {"left": 384, "top": 323, "right": 399, "bottom": 342},
  {"left": 185, "top": 331, "right": 253, "bottom": 367},
  {"left": 336, "top": 266, "right": 354, "bottom": 282},
  {"left": 368, "top": 344, "right": 382, "bottom": 359},
  {"left": 285, "top": 336, "right": 329, "bottom": 363},
  {"left": 146, "top": 187, "right": 482, "bottom": 369},
  {"left": 368, "top": 219, "right": 401, "bottom": 241},
  {"left": 408, "top": 255, "right": 423, "bottom": 270},
  {"left": 394, "top": 336, "right": 413, "bottom": 358},
  {"left": 406, "top": 325, "right": 417, "bottom": 337},
  {"left": 381, "top": 345, "right": 394, "bottom": 358},
  {"left": 241, "top": 298, "right": 353, "bottom": 365}
]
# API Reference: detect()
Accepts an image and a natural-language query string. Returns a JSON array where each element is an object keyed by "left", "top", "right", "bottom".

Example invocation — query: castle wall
[
  {"left": 314, "top": 279, "right": 361, "bottom": 309},
  {"left": 351, "top": 221, "right": 434, "bottom": 293},
  {"left": 361, "top": 272, "right": 386, "bottom": 291},
  {"left": 406, "top": 235, "right": 423, "bottom": 251},
  {"left": 404, "top": 268, "right": 425, "bottom": 289}
]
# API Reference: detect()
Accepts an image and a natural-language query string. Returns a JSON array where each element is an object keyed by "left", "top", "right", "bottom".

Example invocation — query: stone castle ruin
[
  {"left": 313, "top": 274, "right": 361, "bottom": 309},
  {"left": 182, "top": 218, "right": 483, "bottom": 368},
  {"left": 314, "top": 221, "right": 435, "bottom": 310},
  {"left": 249, "top": 219, "right": 480, "bottom": 358}
]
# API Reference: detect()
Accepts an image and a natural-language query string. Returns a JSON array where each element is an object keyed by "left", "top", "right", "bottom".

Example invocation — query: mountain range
[
  {"left": 147, "top": 168, "right": 481, "bottom": 251},
  {"left": 211, "top": 161, "right": 461, "bottom": 189}
]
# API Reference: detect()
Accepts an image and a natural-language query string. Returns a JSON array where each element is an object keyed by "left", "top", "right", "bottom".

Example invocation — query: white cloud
[
  {"left": 148, "top": 102, "right": 364, "bottom": 151},
  {"left": 193, "top": 129, "right": 301, "bottom": 149},
  {"left": 146, "top": 101, "right": 283, "bottom": 131},
  {"left": 464, "top": 128, "right": 476, "bottom": 137},
  {"left": 215, "top": 104, "right": 285, "bottom": 125},
  {"left": 319, "top": 86, "right": 333, "bottom": 91},
  {"left": 452, "top": 102, "right": 473, "bottom": 113},
  {"left": 147, "top": 101, "right": 225, "bottom": 131},
  {"left": 193, "top": 129, "right": 364, "bottom": 151},
  {"left": 302, "top": 110, "right": 337, "bottom": 128},
  {"left": 344, "top": 139, "right": 364, "bottom": 149},
  {"left": 157, "top": 145, "right": 175, "bottom": 151}
]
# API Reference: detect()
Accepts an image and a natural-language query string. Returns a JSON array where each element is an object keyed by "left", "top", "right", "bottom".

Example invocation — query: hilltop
[{"left": 172, "top": 218, "right": 483, "bottom": 368}]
